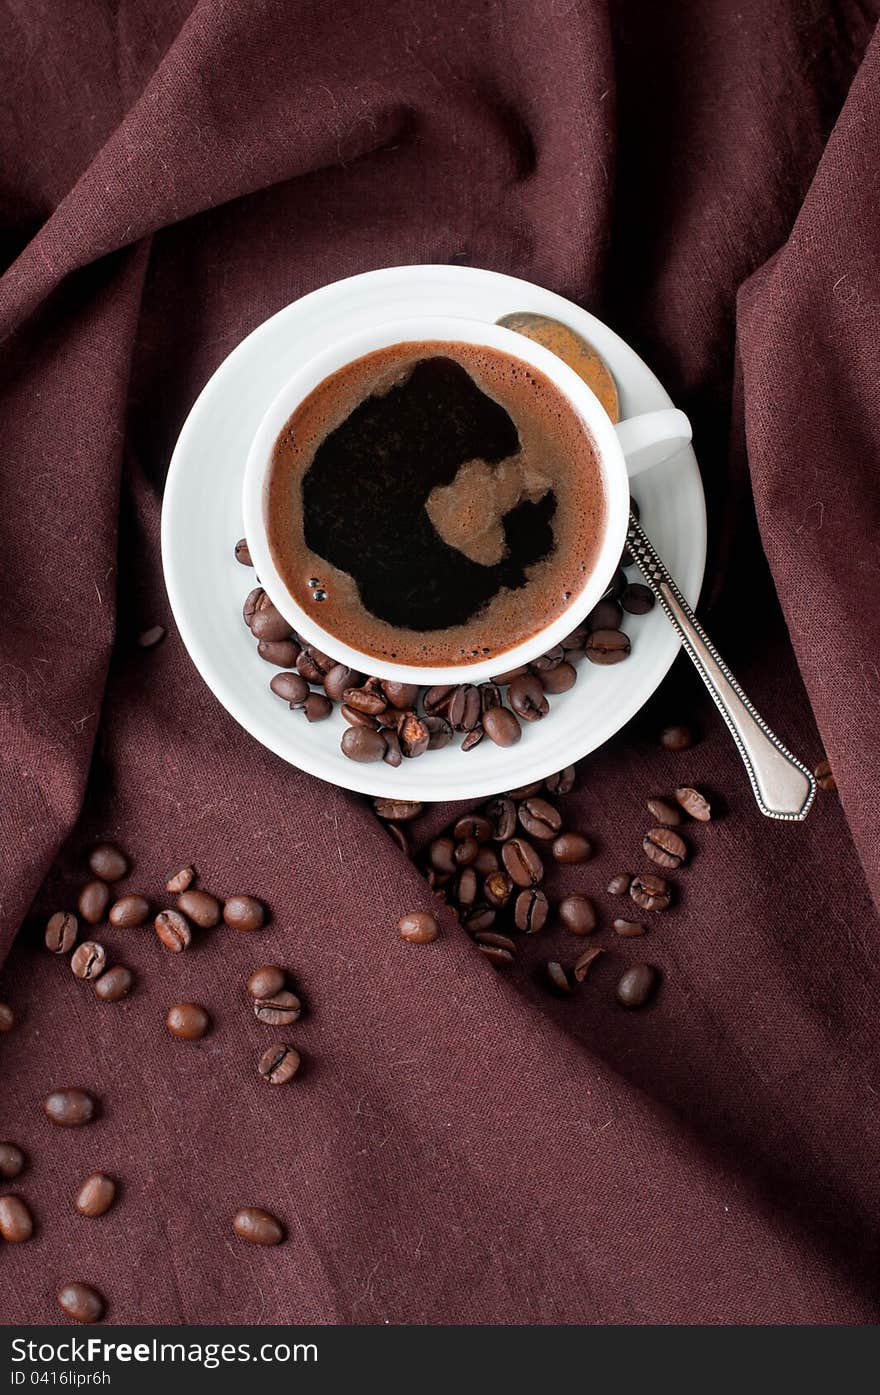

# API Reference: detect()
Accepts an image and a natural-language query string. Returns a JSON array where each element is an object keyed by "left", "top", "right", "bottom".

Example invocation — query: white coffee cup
[{"left": 242, "top": 316, "right": 690, "bottom": 685}]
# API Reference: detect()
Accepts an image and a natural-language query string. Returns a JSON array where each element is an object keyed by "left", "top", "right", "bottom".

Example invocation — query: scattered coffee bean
[
  {"left": 374, "top": 798, "right": 423, "bottom": 822},
  {"left": 294, "top": 646, "right": 334, "bottom": 682},
  {"left": 544, "top": 766, "right": 576, "bottom": 795},
  {"left": 447, "top": 684, "right": 481, "bottom": 731},
  {"left": 616, "top": 963, "right": 659, "bottom": 1008},
  {"left": 643, "top": 827, "right": 688, "bottom": 870},
  {"left": 541, "top": 662, "right": 577, "bottom": 694},
  {"left": 0, "top": 1144, "right": 24, "bottom": 1180},
  {"left": 155, "top": 910, "right": 192, "bottom": 953},
  {"left": 815, "top": 758, "right": 836, "bottom": 792},
  {"left": 480, "top": 682, "right": 502, "bottom": 713},
  {"left": 505, "top": 781, "right": 544, "bottom": 800},
  {"left": 258, "top": 638, "right": 301, "bottom": 666},
  {"left": 474, "top": 847, "right": 500, "bottom": 875},
  {"left": 270, "top": 671, "right": 310, "bottom": 706},
  {"left": 530, "top": 645, "right": 564, "bottom": 673},
  {"left": 587, "top": 599, "right": 623, "bottom": 630},
  {"left": 484, "top": 797, "right": 516, "bottom": 842},
  {"left": 462, "top": 905, "right": 495, "bottom": 933},
  {"left": 57, "top": 1283, "right": 105, "bottom": 1323},
  {"left": 233, "top": 1207, "right": 285, "bottom": 1246},
  {"left": 380, "top": 680, "right": 420, "bottom": 710},
  {"left": 87, "top": 842, "right": 129, "bottom": 882},
  {"left": 93, "top": 965, "right": 134, "bottom": 1002},
  {"left": 234, "top": 538, "right": 253, "bottom": 566},
  {"left": 546, "top": 961, "right": 572, "bottom": 994},
  {"left": 166, "top": 1003, "right": 210, "bottom": 1040},
  {"left": 341, "top": 726, "right": 386, "bottom": 762},
  {"left": 613, "top": 919, "right": 646, "bottom": 937},
  {"left": 176, "top": 890, "right": 221, "bottom": 928},
  {"left": 137, "top": 625, "right": 165, "bottom": 649},
  {"left": 385, "top": 822, "right": 409, "bottom": 855},
  {"left": 247, "top": 966, "right": 286, "bottom": 1000},
  {"left": 501, "top": 837, "right": 544, "bottom": 887},
  {"left": 675, "top": 786, "right": 712, "bottom": 821},
  {"left": 0, "top": 1194, "right": 33, "bottom": 1242},
  {"left": 484, "top": 871, "right": 514, "bottom": 908},
  {"left": 77, "top": 880, "right": 110, "bottom": 926},
  {"left": 71, "top": 942, "right": 106, "bottom": 981},
  {"left": 491, "top": 665, "right": 528, "bottom": 684},
  {"left": 646, "top": 796, "right": 683, "bottom": 826},
  {"left": 422, "top": 684, "right": 454, "bottom": 715},
  {"left": 75, "top": 1173, "right": 116, "bottom": 1217},
  {"left": 258, "top": 1044, "right": 301, "bottom": 1085},
  {"left": 508, "top": 673, "right": 549, "bottom": 722},
  {"left": 165, "top": 865, "right": 195, "bottom": 894},
  {"left": 573, "top": 945, "right": 604, "bottom": 982},
  {"left": 621, "top": 583, "right": 654, "bottom": 614},
  {"left": 482, "top": 705, "right": 522, "bottom": 747},
  {"left": 514, "top": 888, "right": 549, "bottom": 933},
  {"left": 398, "top": 711, "right": 430, "bottom": 758},
  {"left": 343, "top": 684, "right": 386, "bottom": 716},
  {"left": 607, "top": 873, "right": 631, "bottom": 895},
  {"left": 223, "top": 895, "right": 266, "bottom": 932},
  {"left": 426, "top": 715, "right": 455, "bottom": 750},
  {"left": 253, "top": 991, "right": 301, "bottom": 1026},
  {"left": 382, "top": 731, "right": 403, "bottom": 766},
  {"left": 242, "top": 587, "right": 264, "bottom": 627},
  {"left": 455, "top": 867, "right": 479, "bottom": 907},
  {"left": 630, "top": 873, "right": 672, "bottom": 912},
  {"left": 398, "top": 912, "right": 439, "bottom": 945},
  {"left": 0, "top": 1003, "right": 14, "bottom": 1033},
  {"left": 303, "top": 692, "right": 333, "bottom": 721},
  {"left": 45, "top": 911, "right": 78, "bottom": 954},
  {"left": 477, "top": 943, "right": 515, "bottom": 967},
  {"left": 603, "top": 567, "right": 626, "bottom": 599},
  {"left": 517, "top": 797, "right": 562, "bottom": 841},
  {"left": 557, "top": 894, "right": 597, "bottom": 935},
  {"left": 585, "top": 629, "right": 631, "bottom": 664},
  {"left": 321, "top": 664, "right": 362, "bottom": 702},
  {"left": 428, "top": 837, "right": 456, "bottom": 874},
  {"left": 474, "top": 932, "right": 518, "bottom": 954},
  {"left": 248, "top": 593, "right": 291, "bottom": 642},
  {"left": 551, "top": 832, "right": 592, "bottom": 864},
  {"left": 108, "top": 895, "right": 150, "bottom": 929},
  {"left": 44, "top": 1089, "right": 96, "bottom": 1127},
  {"left": 660, "top": 723, "right": 693, "bottom": 752},
  {"left": 452, "top": 837, "right": 478, "bottom": 868}
]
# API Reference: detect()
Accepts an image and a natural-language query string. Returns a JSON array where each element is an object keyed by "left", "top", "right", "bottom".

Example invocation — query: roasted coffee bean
[
  {"left": 544, "top": 766, "right": 576, "bottom": 795},
  {"left": 108, "top": 895, "right": 150, "bottom": 929},
  {"left": 428, "top": 837, "right": 457, "bottom": 874},
  {"left": 607, "top": 873, "right": 631, "bottom": 895},
  {"left": 621, "top": 583, "right": 654, "bottom": 614},
  {"left": 484, "top": 871, "right": 514, "bottom": 908},
  {"left": 45, "top": 911, "right": 78, "bottom": 954},
  {"left": 479, "top": 682, "right": 502, "bottom": 713},
  {"left": 253, "top": 991, "right": 302, "bottom": 1026},
  {"left": 233, "top": 1207, "right": 285, "bottom": 1246},
  {"left": 385, "top": 822, "right": 409, "bottom": 855},
  {"left": 341, "top": 684, "right": 384, "bottom": 715},
  {"left": 270, "top": 671, "right": 310, "bottom": 706},
  {"left": 643, "top": 827, "right": 688, "bottom": 869},
  {"left": 508, "top": 673, "right": 549, "bottom": 722},
  {"left": 557, "top": 894, "right": 596, "bottom": 936},
  {"left": 815, "top": 758, "right": 836, "bottom": 792},
  {"left": 561, "top": 623, "right": 590, "bottom": 651},
  {"left": 398, "top": 912, "right": 439, "bottom": 945},
  {"left": 447, "top": 684, "right": 481, "bottom": 731},
  {"left": 249, "top": 593, "right": 292, "bottom": 642},
  {"left": 304, "top": 692, "right": 334, "bottom": 722},
  {"left": 646, "top": 797, "right": 683, "bottom": 826},
  {"left": 514, "top": 888, "right": 549, "bottom": 933},
  {"left": 454, "top": 837, "right": 479, "bottom": 867},
  {"left": 518, "top": 797, "right": 562, "bottom": 841},
  {"left": 234, "top": 537, "right": 253, "bottom": 566},
  {"left": 378, "top": 680, "right": 419, "bottom": 710},
  {"left": 71, "top": 942, "right": 106, "bottom": 981},
  {"left": 482, "top": 705, "right": 522, "bottom": 747},
  {"left": 551, "top": 832, "right": 592, "bottom": 864},
  {"left": 675, "top": 786, "right": 712, "bottom": 821},
  {"left": 259, "top": 1044, "right": 301, "bottom": 1085},
  {"left": 44, "top": 1089, "right": 96, "bottom": 1127},
  {"left": 0, "top": 1003, "right": 14, "bottom": 1033},
  {"left": 176, "top": 889, "right": 222, "bottom": 928},
  {"left": 166, "top": 1002, "right": 211, "bottom": 1040},
  {"left": 546, "top": 961, "right": 572, "bottom": 994},
  {"left": 426, "top": 868, "right": 451, "bottom": 891},
  {"left": 296, "top": 646, "right": 334, "bottom": 682},
  {"left": 398, "top": 712, "right": 430, "bottom": 758},
  {"left": 461, "top": 905, "right": 496, "bottom": 933},
  {"left": 530, "top": 645, "right": 565, "bottom": 673},
  {"left": 0, "top": 1143, "right": 24, "bottom": 1180},
  {"left": 322, "top": 664, "right": 364, "bottom": 701},
  {"left": 382, "top": 731, "right": 402, "bottom": 766},
  {"left": 660, "top": 723, "right": 693, "bottom": 752},
  {"left": 474, "top": 847, "right": 500, "bottom": 875},
  {"left": 77, "top": 880, "right": 110, "bottom": 926},
  {"left": 75, "top": 1173, "right": 116, "bottom": 1217},
  {"left": 243, "top": 586, "right": 264, "bottom": 627},
  {"left": 224, "top": 895, "right": 266, "bottom": 932},
  {"left": 374, "top": 798, "right": 423, "bottom": 822},
  {"left": 422, "top": 684, "right": 455, "bottom": 715},
  {"left": 484, "top": 797, "right": 516, "bottom": 842},
  {"left": 247, "top": 966, "right": 286, "bottom": 1000},
  {"left": 461, "top": 726, "right": 484, "bottom": 751},
  {"left": 341, "top": 704, "right": 379, "bottom": 729},
  {"left": 616, "top": 963, "right": 659, "bottom": 1008},
  {"left": 137, "top": 625, "right": 165, "bottom": 649},
  {"left": 585, "top": 629, "right": 631, "bottom": 664},
  {"left": 475, "top": 932, "right": 517, "bottom": 954},
  {"left": 540, "top": 662, "right": 577, "bottom": 694},
  {"left": 154, "top": 910, "right": 192, "bottom": 953},
  {"left": 257, "top": 637, "right": 301, "bottom": 667},
  {"left": 425, "top": 714, "right": 454, "bottom": 750},
  {"left": 573, "top": 945, "right": 604, "bottom": 982},
  {"left": 0, "top": 1195, "right": 33, "bottom": 1242},
  {"left": 165, "top": 865, "right": 195, "bottom": 894},
  {"left": 506, "top": 780, "right": 545, "bottom": 799},
  {"left": 454, "top": 814, "right": 492, "bottom": 843},
  {"left": 455, "top": 867, "right": 479, "bottom": 908},
  {"left": 587, "top": 598, "right": 623, "bottom": 630},
  {"left": 630, "top": 873, "right": 672, "bottom": 912},
  {"left": 602, "top": 567, "right": 626, "bottom": 600},
  {"left": 501, "top": 837, "right": 544, "bottom": 887},
  {"left": 93, "top": 966, "right": 133, "bottom": 1001},
  {"left": 491, "top": 664, "right": 528, "bottom": 684},
  {"left": 477, "top": 943, "right": 515, "bottom": 967},
  {"left": 87, "top": 842, "right": 128, "bottom": 882},
  {"left": 614, "top": 919, "right": 646, "bottom": 937},
  {"left": 57, "top": 1283, "right": 105, "bottom": 1323}
]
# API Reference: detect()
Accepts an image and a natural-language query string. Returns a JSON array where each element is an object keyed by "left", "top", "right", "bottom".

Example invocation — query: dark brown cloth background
[{"left": 1, "top": 0, "right": 879, "bottom": 1325}]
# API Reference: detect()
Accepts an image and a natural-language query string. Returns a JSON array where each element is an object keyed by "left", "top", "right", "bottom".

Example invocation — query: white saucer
[{"left": 161, "top": 265, "right": 706, "bottom": 802}]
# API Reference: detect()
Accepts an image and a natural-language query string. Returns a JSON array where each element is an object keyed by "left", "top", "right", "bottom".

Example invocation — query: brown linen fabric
[{"left": 1, "top": 0, "right": 879, "bottom": 1324}]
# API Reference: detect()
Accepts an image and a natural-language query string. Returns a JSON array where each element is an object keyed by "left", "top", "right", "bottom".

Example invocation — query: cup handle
[{"left": 615, "top": 408, "right": 692, "bottom": 477}]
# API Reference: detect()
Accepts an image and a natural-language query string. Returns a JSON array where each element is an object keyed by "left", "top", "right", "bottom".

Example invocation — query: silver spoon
[{"left": 499, "top": 312, "right": 816, "bottom": 821}]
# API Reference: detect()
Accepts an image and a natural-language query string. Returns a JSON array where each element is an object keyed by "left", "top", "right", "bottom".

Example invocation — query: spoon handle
[{"left": 626, "top": 513, "right": 817, "bottom": 821}]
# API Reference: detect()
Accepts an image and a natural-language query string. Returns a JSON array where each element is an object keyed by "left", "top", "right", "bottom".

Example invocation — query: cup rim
[{"left": 242, "top": 314, "right": 630, "bottom": 685}]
